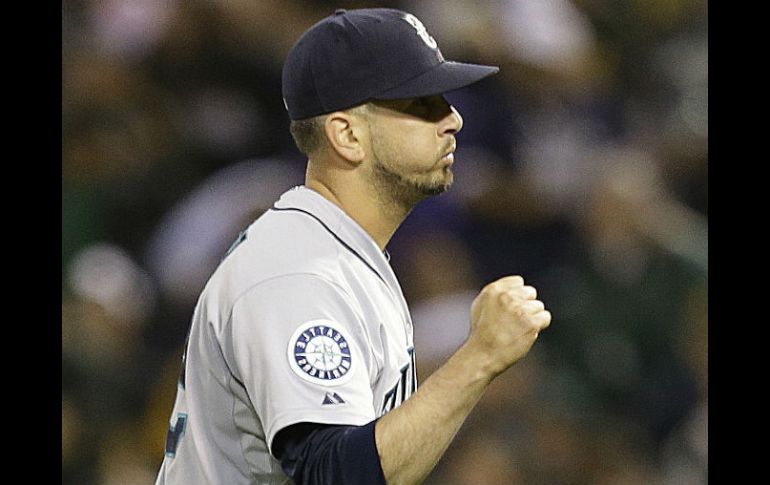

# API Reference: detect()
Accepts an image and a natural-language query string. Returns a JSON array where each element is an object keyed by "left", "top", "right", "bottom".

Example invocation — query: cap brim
[{"left": 374, "top": 61, "right": 499, "bottom": 100}]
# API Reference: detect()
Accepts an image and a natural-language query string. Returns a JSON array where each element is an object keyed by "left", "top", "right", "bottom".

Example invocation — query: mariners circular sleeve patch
[{"left": 287, "top": 320, "right": 355, "bottom": 386}]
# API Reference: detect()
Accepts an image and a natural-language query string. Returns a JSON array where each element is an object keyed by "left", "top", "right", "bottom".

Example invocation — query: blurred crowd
[{"left": 62, "top": 0, "right": 707, "bottom": 484}]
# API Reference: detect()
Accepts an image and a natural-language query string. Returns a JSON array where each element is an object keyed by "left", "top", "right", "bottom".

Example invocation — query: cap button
[{"left": 335, "top": 9, "right": 347, "bottom": 15}]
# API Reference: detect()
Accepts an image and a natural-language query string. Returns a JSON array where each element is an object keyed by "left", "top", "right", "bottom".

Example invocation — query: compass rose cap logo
[{"left": 287, "top": 320, "right": 355, "bottom": 386}]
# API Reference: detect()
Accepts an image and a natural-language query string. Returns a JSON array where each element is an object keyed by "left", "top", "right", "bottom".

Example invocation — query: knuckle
[
  {"left": 502, "top": 276, "right": 524, "bottom": 288},
  {"left": 540, "top": 311, "right": 552, "bottom": 327},
  {"left": 504, "top": 294, "right": 516, "bottom": 304},
  {"left": 509, "top": 300, "right": 527, "bottom": 316},
  {"left": 498, "top": 275, "right": 524, "bottom": 288},
  {"left": 479, "top": 284, "right": 496, "bottom": 299},
  {"left": 485, "top": 281, "right": 502, "bottom": 293}
]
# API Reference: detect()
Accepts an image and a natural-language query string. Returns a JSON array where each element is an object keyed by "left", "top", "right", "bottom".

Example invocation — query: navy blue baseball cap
[{"left": 282, "top": 8, "right": 500, "bottom": 120}]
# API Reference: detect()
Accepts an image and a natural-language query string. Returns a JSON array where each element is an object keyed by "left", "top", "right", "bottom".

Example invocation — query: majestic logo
[
  {"left": 322, "top": 392, "right": 346, "bottom": 405},
  {"left": 402, "top": 13, "right": 438, "bottom": 50},
  {"left": 288, "top": 320, "right": 354, "bottom": 386}
]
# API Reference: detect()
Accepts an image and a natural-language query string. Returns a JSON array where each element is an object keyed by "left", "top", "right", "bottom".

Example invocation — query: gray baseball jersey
[{"left": 154, "top": 186, "right": 417, "bottom": 485}]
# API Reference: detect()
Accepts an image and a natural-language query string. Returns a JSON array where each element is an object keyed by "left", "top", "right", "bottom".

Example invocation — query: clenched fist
[{"left": 467, "top": 275, "right": 551, "bottom": 378}]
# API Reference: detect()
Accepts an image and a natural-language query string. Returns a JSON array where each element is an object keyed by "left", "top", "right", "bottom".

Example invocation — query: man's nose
[{"left": 440, "top": 105, "right": 464, "bottom": 135}]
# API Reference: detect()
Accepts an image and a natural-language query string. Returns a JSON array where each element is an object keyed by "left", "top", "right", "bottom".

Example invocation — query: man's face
[{"left": 364, "top": 95, "right": 464, "bottom": 204}]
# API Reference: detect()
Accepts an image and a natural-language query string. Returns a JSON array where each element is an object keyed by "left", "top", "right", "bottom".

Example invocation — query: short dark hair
[{"left": 289, "top": 115, "right": 326, "bottom": 156}]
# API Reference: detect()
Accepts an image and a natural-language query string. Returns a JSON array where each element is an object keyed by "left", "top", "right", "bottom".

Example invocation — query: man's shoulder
[
  {"left": 245, "top": 206, "right": 340, "bottom": 263},
  {"left": 210, "top": 208, "right": 344, "bottom": 296}
]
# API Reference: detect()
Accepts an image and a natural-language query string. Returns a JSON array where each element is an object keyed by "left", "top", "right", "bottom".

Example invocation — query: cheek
[
  {"left": 399, "top": 127, "right": 441, "bottom": 166},
  {"left": 373, "top": 119, "right": 439, "bottom": 169}
]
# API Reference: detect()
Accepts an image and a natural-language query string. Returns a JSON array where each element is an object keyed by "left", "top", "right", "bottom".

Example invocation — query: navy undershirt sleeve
[{"left": 272, "top": 420, "right": 386, "bottom": 485}]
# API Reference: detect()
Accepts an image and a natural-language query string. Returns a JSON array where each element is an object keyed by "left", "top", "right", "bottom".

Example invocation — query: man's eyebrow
[{"left": 372, "top": 99, "right": 414, "bottom": 109}]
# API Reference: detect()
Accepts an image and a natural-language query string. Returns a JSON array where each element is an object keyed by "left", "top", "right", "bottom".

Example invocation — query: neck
[{"left": 305, "top": 176, "right": 412, "bottom": 251}]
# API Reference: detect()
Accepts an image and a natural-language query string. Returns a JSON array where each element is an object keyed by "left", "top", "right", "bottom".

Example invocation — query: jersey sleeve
[
  {"left": 274, "top": 421, "right": 386, "bottom": 485},
  {"left": 226, "top": 273, "right": 379, "bottom": 455}
]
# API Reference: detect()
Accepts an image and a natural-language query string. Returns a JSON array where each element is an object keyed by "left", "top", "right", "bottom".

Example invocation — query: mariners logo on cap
[
  {"left": 402, "top": 13, "right": 438, "bottom": 50},
  {"left": 288, "top": 320, "right": 354, "bottom": 386}
]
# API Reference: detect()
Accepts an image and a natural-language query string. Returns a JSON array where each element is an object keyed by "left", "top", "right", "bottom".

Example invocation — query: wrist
[{"left": 449, "top": 340, "right": 502, "bottom": 385}]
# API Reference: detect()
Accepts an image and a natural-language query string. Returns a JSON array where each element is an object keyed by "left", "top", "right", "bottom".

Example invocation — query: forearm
[
  {"left": 374, "top": 342, "right": 497, "bottom": 485},
  {"left": 276, "top": 275, "right": 550, "bottom": 485}
]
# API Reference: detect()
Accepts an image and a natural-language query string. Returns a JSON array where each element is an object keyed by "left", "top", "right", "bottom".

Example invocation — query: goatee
[{"left": 370, "top": 156, "right": 452, "bottom": 210}]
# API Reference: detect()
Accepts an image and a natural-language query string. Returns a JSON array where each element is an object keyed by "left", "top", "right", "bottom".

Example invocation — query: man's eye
[
  {"left": 407, "top": 96, "right": 450, "bottom": 120},
  {"left": 407, "top": 98, "right": 431, "bottom": 113}
]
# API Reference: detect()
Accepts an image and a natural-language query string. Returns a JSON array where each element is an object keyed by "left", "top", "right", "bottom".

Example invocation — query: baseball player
[{"left": 154, "top": 8, "right": 551, "bottom": 485}]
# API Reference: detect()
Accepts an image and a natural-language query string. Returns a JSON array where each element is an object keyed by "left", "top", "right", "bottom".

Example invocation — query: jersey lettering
[
  {"left": 165, "top": 413, "right": 188, "bottom": 458},
  {"left": 379, "top": 347, "right": 416, "bottom": 416},
  {"left": 222, "top": 229, "right": 248, "bottom": 261}
]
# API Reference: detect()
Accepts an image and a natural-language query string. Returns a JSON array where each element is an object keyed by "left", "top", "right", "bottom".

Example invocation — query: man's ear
[{"left": 323, "top": 110, "right": 367, "bottom": 164}]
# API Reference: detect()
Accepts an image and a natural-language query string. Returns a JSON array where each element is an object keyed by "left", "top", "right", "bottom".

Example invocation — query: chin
[{"left": 418, "top": 180, "right": 452, "bottom": 197}]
